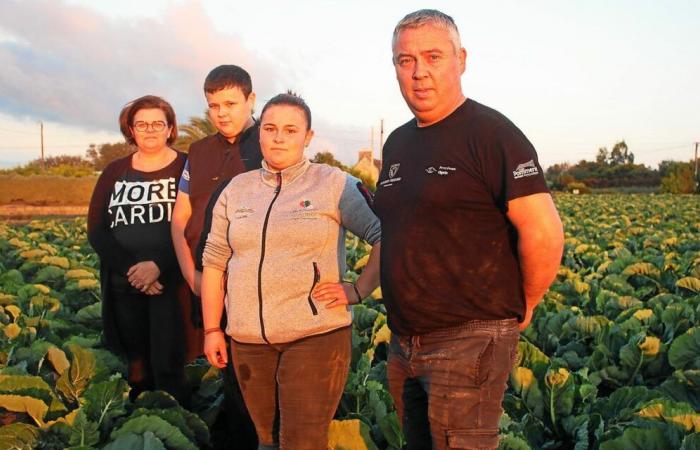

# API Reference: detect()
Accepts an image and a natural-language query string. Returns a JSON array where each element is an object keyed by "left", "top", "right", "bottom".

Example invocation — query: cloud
[
  {"left": 0, "top": 0, "right": 382, "bottom": 167},
  {"left": 0, "top": 0, "right": 286, "bottom": 130}
]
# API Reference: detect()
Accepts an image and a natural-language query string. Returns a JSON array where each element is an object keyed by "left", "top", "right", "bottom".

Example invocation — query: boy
[{"left": 172, "top": 64, "right": 262, "bottom": 449}]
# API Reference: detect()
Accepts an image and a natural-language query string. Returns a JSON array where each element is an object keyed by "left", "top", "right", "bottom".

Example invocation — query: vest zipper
[
  {"left": 307, "top": 262, "right": 320, "bottom": 315},
  {"left": 257, "top": 172, "right": 282, "bottom": 343}
]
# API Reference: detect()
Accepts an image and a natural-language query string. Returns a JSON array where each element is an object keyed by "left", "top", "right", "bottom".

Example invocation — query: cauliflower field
[{"left": 0, "top": 193, "right": 698, "bottom": 449}]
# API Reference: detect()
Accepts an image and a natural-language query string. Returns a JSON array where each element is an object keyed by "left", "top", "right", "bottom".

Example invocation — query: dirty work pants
[
  {"left": 387, "top": 318, "right": 519, "bottom": 450},
  {"left": 230, "top": 326, "right": 351, "bottom": 450}
]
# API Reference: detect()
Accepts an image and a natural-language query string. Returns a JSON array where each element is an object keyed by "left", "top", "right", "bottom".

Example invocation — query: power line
[
  {"left": 0, "top": 144, "right": 90, "bottom": 149},
  {"left": 0, "top": 127, "right": 36, "bottom": 135},
  {"left": 632, "top": 143, "right": 692, "bottom": 154}
]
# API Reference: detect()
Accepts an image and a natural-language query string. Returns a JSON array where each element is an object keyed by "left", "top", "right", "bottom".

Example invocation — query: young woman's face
[
  {"left": 259, "top": 104, "right": 314, "bottom": 171},
  {"left": 130, "top": 108, "right": 172, "bottom": 153}
]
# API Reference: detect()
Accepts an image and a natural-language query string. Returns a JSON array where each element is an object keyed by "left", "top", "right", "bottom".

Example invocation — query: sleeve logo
[
  {"left": 512, "top": 160, "right": 539, "bottom": 179},
  {"left": 389, "top": 163, "right": 400, "bottom": 178}
]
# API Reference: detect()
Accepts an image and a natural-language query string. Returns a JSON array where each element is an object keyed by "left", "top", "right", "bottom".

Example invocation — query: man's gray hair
[{"left": 392, "top": 9, "right": 462, "bottom": 53}]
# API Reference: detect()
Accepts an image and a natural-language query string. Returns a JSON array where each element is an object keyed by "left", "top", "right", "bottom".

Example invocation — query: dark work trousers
[
  {"left": 230, "top": 326, "right": 351, "bottom": 450},
  {"left": 387, "top": 318, "right": 519, "bottom": 450},
  {"left": 111, "top": 287, "right": 189, "bottom": 406},
  {"left": 220, "top": 338, "right": 259, "bottom": 449}
]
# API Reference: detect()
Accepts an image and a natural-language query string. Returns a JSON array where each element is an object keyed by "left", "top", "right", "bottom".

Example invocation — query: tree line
[
  {"left": 1, "top": 113, "right": 380, "bottom": 188},
  {"left": 0, "top": 113, "right": 220, "bottom": 176},
  {"left": 3, "top": 121, "right": 697, "bottom": 194},
  {"left": 545, "top": 140, "right": 698, "bottom": 194}
]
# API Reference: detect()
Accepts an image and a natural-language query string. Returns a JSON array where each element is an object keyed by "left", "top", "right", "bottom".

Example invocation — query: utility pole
[
  {"left": 379, "top": 119, "right": 384, "bottom": 159},
  {"left": 694, "top": 142, "right": 698, "bottom": 192},
  {"left": 40, "top": 121, "right": 45, "bottom": 172}
]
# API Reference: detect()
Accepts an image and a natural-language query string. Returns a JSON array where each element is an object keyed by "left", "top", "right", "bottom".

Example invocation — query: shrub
[{"left": 566, "top": 181, "right": 591, "bottom": 194}]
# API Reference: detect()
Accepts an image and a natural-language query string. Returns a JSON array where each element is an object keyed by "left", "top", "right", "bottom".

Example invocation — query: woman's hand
[
  {"left": 312, "top": 282, "right": 358, "bottom": 308},
  {"left": 143, "top": 281, "right": 164, "bottom": 296},
  {"left": 127, "top": 261, "right": 160, "bottom": 290},
  {"left": 204, "top": 331, "right": 228, "bottom": 368}
]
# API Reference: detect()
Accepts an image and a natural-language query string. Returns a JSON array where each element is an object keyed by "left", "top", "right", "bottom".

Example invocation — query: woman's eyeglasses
[{"left": 133, "top": 121, "right": 167, "bottom": 133}]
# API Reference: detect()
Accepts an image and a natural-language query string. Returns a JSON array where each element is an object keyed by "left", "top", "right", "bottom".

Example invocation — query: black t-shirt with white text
[
  {"left": 374, "top": 99, "right": 549, "bottom": 336},
  {"left": 107, "top": 153, "right": 186, "bottom": 292}
]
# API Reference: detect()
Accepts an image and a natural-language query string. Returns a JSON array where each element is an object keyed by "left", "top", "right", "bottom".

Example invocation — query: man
[
  {"left": 171, "top": 64, "right": 262, "bottom": 449},
  {"left": 374, "top": 9, "right": 564, "bottom": 450}
]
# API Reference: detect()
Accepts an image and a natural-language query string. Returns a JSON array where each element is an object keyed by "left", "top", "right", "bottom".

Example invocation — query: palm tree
[{"left": 173, "top": 112, "right": 217, "bottom": 152}]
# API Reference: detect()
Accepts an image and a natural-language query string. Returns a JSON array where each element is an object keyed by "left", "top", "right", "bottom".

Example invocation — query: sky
[{"left": 0, "top": 0, "right": 698, "bottom": 169}]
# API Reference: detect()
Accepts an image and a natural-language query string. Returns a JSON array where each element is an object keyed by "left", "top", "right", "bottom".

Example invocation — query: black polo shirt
[
  {"left": 180, "top": 124, "right": 262, "bottom": 267},
  {"left": 374, "top": 99, "right": 548, "bottom": 336}
]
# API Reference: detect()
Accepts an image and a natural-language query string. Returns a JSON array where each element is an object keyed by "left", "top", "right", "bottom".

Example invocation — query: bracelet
[
  {"left": 204, "top": 327, "right": 223, "bottom": 336},
  {"left": 352, "top": 283, "right": 363, "bottom": 304},
  {"left": 342, "top": 281, "right": 361, "bottom": 305}
]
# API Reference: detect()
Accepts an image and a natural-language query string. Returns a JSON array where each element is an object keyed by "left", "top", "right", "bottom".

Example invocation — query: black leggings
[{"left": 111, "top": 287, "right": 189, "bottom": 406}]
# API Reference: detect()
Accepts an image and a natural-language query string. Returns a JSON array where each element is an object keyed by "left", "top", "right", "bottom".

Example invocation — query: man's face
[
  {"left": 206, "top": 87, "right": 255, "bottom": 142},
  {"left": 392, "top": 24, "right": 466, "bottom": 127}
]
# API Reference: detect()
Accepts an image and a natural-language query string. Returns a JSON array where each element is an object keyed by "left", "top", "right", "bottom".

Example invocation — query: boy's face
[{"left": 206, "top": 86, "right": 255, "bottom": 142}]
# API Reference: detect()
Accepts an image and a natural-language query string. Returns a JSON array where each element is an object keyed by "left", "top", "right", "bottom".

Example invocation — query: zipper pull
[{"left": 275, "top": 172, "right": 282, "bottom": 194}]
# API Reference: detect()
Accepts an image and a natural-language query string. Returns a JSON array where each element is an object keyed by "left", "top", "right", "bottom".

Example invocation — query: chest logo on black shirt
[
  {"left": 425, "top": 166, "right": 456, "bottom": 176},
  {"left": 379, "top": 163, "right": 402, "bottom": 188},
  {"left": 108, "top": 178, "right": 176, "bottom": 228}
]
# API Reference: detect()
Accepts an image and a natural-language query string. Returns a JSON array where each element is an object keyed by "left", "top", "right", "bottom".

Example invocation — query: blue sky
[{"left": 0, "top": 0, "right": 698, "bottom": 168}]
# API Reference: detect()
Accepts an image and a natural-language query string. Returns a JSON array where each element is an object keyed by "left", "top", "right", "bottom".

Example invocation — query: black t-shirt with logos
[
  {"left": 106, "top": 152, "right": 186, "bottom": 293},
  {"left": 374, "top": 99, "right": 549, "bottom": 336}
]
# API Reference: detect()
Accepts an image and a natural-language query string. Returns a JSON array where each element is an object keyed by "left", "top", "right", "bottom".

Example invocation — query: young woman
[
  {"left": 201, "top": 92, "right": 381, "bottom": 449},
  {"left": 87, "top": 95, "right": 189, "bottom": 405}
]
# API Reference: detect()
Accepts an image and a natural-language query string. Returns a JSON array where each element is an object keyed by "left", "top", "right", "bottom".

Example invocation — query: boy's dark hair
[
  {"left": 118, "top": 95, "right": 178, "bottom": 146},
  {"left": 260, "top": 91, "right": 312, "bottom": 129},
  {"left": 203, "top": 65, "right": 253, "bottom": 97}
]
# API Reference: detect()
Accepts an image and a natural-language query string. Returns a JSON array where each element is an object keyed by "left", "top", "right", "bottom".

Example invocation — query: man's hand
[
  {"left": 193, "top": 270, "right": 202, "bottom": 297},
  {"left": 204, "top": 331, "right": 228, "bottom": 368},
  {"left": 519, "top": 307, "right": 534, "bottom": 331},
  {"left": 127, "top": 261, "right": 160, "bottom": 291}
]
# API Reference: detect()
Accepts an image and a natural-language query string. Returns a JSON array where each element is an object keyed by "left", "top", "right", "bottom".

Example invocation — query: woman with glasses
[{"left": 88, "top": 95, "right": 189, "bottom": 405}]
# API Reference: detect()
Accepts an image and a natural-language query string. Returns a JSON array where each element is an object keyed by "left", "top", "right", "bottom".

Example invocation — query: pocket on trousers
[
  {"left": 446, "top": 428, "right": 499, "bottom": 450},
  {"left": 473, "top": 337, "right": 495, "bottom": 386}
]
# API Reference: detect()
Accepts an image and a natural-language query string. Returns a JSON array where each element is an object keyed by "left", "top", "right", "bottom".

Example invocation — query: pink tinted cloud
[{"left": 0, "top": 0, "right": 283, "bottom": 130}]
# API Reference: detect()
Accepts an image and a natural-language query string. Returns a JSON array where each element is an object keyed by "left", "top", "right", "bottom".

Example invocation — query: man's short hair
[
  {"left": 118, "top": 95, "right": 178, "bottom": 146},
  {"left": 203, "top": 65, "right": 253, "bottom": 98},
  {"left": 260, "top": 90, "right": 312, "bottom": 130},
  {"left": 392, "top": 9, "right": 462, "bottom": 54}
]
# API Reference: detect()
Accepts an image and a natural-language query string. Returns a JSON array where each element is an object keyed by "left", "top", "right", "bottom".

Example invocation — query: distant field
[{"left": 0, "top": 174, "right": 96, "bottom": 206}]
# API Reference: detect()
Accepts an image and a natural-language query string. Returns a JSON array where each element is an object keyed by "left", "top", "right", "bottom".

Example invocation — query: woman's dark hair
[
  {"left": 260, "top": 91, "right": 312, "bottom": 129},
  {"left": 118, "top": 95, "right": 178, "bottom": 146},
  {"left": 204, "top": 65, "right": 253, "bottom": 98}
]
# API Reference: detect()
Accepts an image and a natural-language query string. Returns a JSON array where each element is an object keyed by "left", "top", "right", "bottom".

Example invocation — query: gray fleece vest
[{"left": 203, "top": 159, "right": 380, "bottom": 344}]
